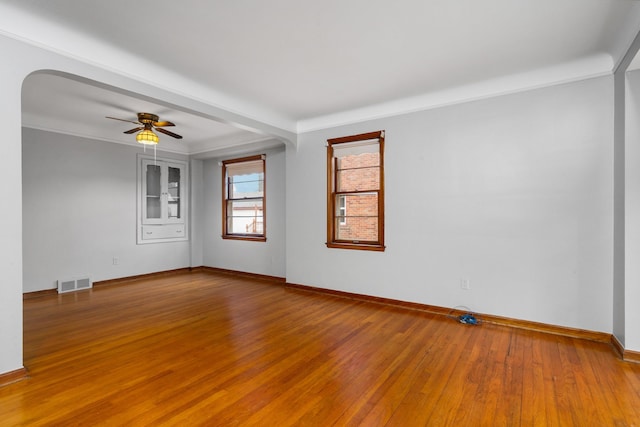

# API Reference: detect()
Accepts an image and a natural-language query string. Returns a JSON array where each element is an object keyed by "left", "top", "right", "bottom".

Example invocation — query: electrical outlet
[
  {"left": 460, "top": 278, "right": 470, "bottom": 290},
  {"left": 113, "top": 257, "right": 119, "bottom": 265}
]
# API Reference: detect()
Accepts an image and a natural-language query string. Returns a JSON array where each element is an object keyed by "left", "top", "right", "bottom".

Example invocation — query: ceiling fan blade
[
  {"left": 106, "top": 116, "right": 141, "bottom": 125},
  {"left": 156, "top": 127, "right": 183, "bottom": 139},
  {"left": 153, "top": 121, "right": 175, "bottom": 127},
  {"left": 124, "top": 127, "right": 144, "bottom": 134}
]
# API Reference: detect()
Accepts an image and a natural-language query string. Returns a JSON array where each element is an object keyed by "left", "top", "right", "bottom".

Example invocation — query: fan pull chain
[{"left": 140, "top": 140, "right": 157, "bottom": 165}]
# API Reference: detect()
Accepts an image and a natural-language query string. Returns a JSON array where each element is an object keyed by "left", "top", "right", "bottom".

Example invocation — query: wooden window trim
[
  {"left": 326, "top": 130, "right": 385, "bottom": 251},
  {"left": 222, "top": 154, "right": 266, "bottom": 242}
]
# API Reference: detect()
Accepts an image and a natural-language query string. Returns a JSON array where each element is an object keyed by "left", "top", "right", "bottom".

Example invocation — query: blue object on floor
[{"left": 458, "top": 313, "right": 478, "bottom": 325}]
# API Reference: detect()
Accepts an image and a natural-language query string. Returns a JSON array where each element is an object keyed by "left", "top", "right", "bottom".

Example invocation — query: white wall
[
  {"left": 22, "top": 128, "right": 191, "bottom": 292},
  {"left": 190, "top": 159, "right": 204, "bottom": 267},
  {"left": 0, "top": 27, "right": 635, "bottom": 376},
  {"left": 614, "top": 68, "right": 627, "bottom": 347},
  {"left": 203, "top": 146, "right": 286, "bottom": 277},
  {"left": 0, "top": 35, "right": 26, "bottom": 375},
  {"left": 0, "top": 30, "right": 295, "bottom": 376},
  {"left": 287, "top": 76, "right": 614, "bottom": 333},
  {"left": 625, "top": 70, "right": 640, "bottom": 350}
]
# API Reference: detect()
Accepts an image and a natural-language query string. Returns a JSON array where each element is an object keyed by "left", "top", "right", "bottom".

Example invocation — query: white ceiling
[
  {"left": 22, "top": 73, "right": 280, "bottom": 157},
  {"left": 3, "top": 0, "right": 640, "bottom": 156}
]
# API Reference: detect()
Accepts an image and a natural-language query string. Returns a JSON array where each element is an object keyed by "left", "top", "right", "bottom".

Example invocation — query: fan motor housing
[{"left": 138, "top": 113, "right": 159, "bottom": 124}]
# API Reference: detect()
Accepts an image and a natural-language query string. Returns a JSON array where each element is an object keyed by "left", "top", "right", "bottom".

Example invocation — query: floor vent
[{"left": 57, "top": 277, "right": 92, "bottom": 294}]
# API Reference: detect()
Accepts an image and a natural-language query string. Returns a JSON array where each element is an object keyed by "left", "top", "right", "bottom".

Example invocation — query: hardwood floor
[{"left": 2, "top": 271, "right": 640, "bottom": 426}]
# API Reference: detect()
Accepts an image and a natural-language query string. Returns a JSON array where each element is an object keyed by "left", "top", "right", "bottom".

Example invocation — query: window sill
[
  {"left": 326, "top": 242, "right": 385, "bottom": 252},
  {"left": 222, "top": 235, "right": 266, "bottom": 242}
]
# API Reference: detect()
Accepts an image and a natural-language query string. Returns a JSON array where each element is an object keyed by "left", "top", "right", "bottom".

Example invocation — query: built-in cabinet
[{"left": 137, "top": 155, "right": 188, "bottom": 244}]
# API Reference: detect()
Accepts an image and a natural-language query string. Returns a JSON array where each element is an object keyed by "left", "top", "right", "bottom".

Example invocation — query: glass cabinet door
[
  {"left": 145, "top": 164, "right": 162, "bottom": 221},
  {"left": 141, "top": 158, "right": 186, "bottom": 225},
  {"left": 167, "top": 166, "right": 181, "bottom": 220}
]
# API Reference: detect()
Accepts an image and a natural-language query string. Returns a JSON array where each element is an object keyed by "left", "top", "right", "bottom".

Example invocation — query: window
[
  {"left": 327, "top": 130, "right": 385, "bottom": 251},
  {"left": 222, "top": 155, "right": 266, "bottom": 241}
]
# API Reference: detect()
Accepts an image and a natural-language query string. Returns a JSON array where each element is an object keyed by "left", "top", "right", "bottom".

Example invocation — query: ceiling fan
[{"left": 106, "top": 112, "right": 183, "bottom": 145}]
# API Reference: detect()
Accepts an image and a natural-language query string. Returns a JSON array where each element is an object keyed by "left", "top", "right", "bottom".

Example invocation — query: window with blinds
[
  {"left": 327, "top": 131, "right": 385, "bottom": 251},
  {"left": 222, "top": 155, "right": 266, "bottom": 241}
]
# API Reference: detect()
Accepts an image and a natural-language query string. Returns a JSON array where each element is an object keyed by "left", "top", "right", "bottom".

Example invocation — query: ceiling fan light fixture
[
  {"left": 107, "top": 113, "right": 181, "bottom": 144},
  {"left": 136, "top": 129, "right": 159, "bottom": 145}
]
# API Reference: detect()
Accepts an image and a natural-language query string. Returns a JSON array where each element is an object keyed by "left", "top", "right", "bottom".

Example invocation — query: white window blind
[
  {"left": 225, "top": 159, "right": 263, "bottom": 177},
  {"left": 332, "top": 139, "right": 380, "bottom": 158}
]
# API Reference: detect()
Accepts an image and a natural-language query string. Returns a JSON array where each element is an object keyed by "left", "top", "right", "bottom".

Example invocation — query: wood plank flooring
[{"left": 2, "top": 271, "right": 640, "bottom": 426}]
